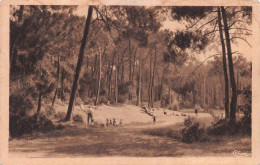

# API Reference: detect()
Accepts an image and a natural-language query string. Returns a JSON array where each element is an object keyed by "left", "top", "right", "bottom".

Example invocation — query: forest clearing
[
  {"left": 9, "top": 103, "right": 250, "bottom": 157},
  {"left": 9, "top": 5, "right": 252, "bottom": 158}
]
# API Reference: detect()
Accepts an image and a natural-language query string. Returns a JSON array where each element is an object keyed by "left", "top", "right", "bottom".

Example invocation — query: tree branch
[
  {"left": 228, "top": 20, "right": 246, "bottom": 29},
  {"left": 195, "top": 17, "right": 218, "bottom": 32},
  {"left": 230, "top": 37, "right": 252, "bottom": 47},
  {"left": 93, "top": 6, "right": 111, "bottom": 31},
  {"left": 188, "top": 53, "right": 221, "bottom": 77},
  {"left": 229, "top": 27, "right": 252, "bottom": 32},
  {"left": 187, "top": 10, "right": 216, "bottom": 30},
  {"left": 229, "top": 32, "right": 252, "bottom": 36}
]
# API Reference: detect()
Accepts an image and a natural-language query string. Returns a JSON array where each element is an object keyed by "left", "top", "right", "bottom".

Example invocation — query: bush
[
  {"left": 44, "top": 105, "right": 55, "bottom": 116},
  {"left": 75, "top": 97, "right": 83, "bottom": 106},
  {"left": 54, "top": 111, "right": 66, "bottom": 120},
  {"left": 118, "top": 96, "right": 126, "bottom": 103},
  {"left": 99, "top": 96, "right": 108, "bottom": 104},
  {"left": 161, "top": 95, "right": 169, "bottom": 107},
  {"left": 82, "top": 97, "right": 95, "bottom": 105},
  {"left": 73, "top": 114, "right": 84, "bottom": 123},
  {"left": 9, "top": 94, "right": 34, "bottom": 137},
  {"left": 237, "top": 85, "right": 251, "bottom": 135},
  {"left": 237, "top": 116, "right": 251, "bottom": 135},
  {"left": 10, "top": 114, "right": 55, "bottom": 137},
  {"left": 181, "top": 117, "right": 208, "bottom": 143},
  {"left": 207, "top": 119, "right": 231, "bottom": 136}
]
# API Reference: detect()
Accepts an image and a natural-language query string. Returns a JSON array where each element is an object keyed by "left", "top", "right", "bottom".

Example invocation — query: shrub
[
  {"left": 99, "top": 96, "right": 108, "bottom": 104},
  {"left": 161, "top": 95, "right": 169, "bottom": 107},
  {"left": 237, "top": 85, "right": 251, "bottom": 135},
  {"left": 54, "top": 111, "right": 66, "bottom": 120},
  {"left": 118, "top": 96, "right": 126, "bottom": 103},
  {"left": 181, "top": 117, "right": 208, "bottom": 143},
  {"left": 9, "top": 94, "right": 34, "bottom": 137},
  {"left": 44, "top": 105, "right": 55, "bottom": 116},
  {"left": 75, "top": 97, "right": 83, "bottom": 106},
  {"left": 10, "top": 114, "right": 55, "bottom": 137},
  {"left": 73, "top": 114, "right": 84, "bottom": 123},
  {"left": 207, "top": 119, "right": 231, "bottom": 136},
  {"left": 82, "top": 97, "right": 95, "bottom": 105},
  {"left": 237, "top": 116, "right": 251, "bottom": 135}
]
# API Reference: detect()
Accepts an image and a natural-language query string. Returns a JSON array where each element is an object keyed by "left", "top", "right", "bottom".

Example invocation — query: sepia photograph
[{"left": 2, "top": 2, "right": 258, "bottom": 162}]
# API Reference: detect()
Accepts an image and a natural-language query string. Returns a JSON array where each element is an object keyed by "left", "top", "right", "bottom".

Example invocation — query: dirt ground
[{"left": 9, "top": 104, "right": 251, "bottom": 157}]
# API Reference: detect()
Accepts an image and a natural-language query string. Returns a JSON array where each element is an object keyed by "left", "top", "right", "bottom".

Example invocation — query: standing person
[
  {"left": 86, "top": 105, "right": 93, "bottom": 124},
  {"left": 194, "top": 104, "right": 199, "bottom": 117},
  {"left": 153, "top": 115, "right": 156, "bottom": 124},
  {"left": 195, "top": 109, "right": 198, "bottom": 117}
]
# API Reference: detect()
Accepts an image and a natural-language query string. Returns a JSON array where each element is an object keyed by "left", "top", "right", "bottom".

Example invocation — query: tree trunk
[
  {"left": 128, "top": 39, "right": 134, "bottom": 100},
  {"left": 115, "top": 64, "right": 118, "bottom": 103},
  {"left": 52, "top": 55, "right": 60, "bottom": 106},
  {"left": 218, "top": 7, "right": 230, "bottom": 119},
  {"left": 141, "top": 59, "right": 144, "bottom": 103},
  {"left": 60, "top": 68, "right": 65, "bottom": 98},
  {"left": 129, "top": 39, "right": 132, "bottom": 82},
  {"left": 36, "top": 92, "right": 42, "bottom": 119},
  {"left": 221, "top": 6, "right": 237, "bottom": 124},
  {"left": 132, "top": 47, "right": 137, "bottom": 82},
  {"left": 203, "top": 75, "right": 206, "bottom": 108},
  {"left": 151, "top": 46, "right": 157, "bottom": 108},
  {"left": 136, "top": 59, "right": 142, "bottom": 106},
  {"left": 193, "top": 90, "right": 196, "bottom": 107},
  {"left": 108, "top": 50, "right": 116, "bottom": 97},
  {"left": 121, "top": 48, "right": 127, "bottom": 84},
  {"left": 168, "top": 80, "right": 171, "bottom": 108},
  {"left": 92, "top": 54, "right": 98, "bottom": 77},
  {"left": 65, "top": 6, "right": 93, "bottom": 121},
  {"left": 95, "top": 46, "right": 105, "bottom": 105}
]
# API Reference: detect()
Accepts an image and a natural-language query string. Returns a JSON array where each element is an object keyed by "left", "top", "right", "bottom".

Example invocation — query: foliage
[
  {"left": 73, "top": 114, "right": 84, "bottom": 123},
  {"left": 181, "top": 117, "right": 208, "bottom": 143},
  {"left": 9, "top": 6, "right": 252, "bottom": 134},
  {"left": 10, "top": 113, "right": 55, "bottom": 137},
  {"left": 54, "top": 111, "right": 67, "bottom": 120}
]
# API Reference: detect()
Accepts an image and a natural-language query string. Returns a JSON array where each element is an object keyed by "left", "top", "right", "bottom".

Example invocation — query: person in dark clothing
[
  {"left": 87, "top": 113, "right": 93, "bottom": 124},
  {"left": 195, "top": 109, "right": 198, "bottom": 117},
  {"left": 153, "top": 115, "right": 156, "bottom": 123}
]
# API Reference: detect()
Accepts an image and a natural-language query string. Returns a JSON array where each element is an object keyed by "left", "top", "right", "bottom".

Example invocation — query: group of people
[{"left": 106, "top": 118, "right": 123, "bottom": 127}]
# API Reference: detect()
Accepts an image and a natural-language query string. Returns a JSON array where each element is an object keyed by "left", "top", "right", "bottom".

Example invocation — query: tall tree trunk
[
  {"left": 52, "top": 55, "right": 60, "bottom": 106},
  {"left": 151, "top": 47, "right": 157, "bottom": 108},
  {"left": 128, "top": 39, "right": 133, "bottom": 100},
  {"left": 141, "top": 59, "right": 144, "bottom": 103},
  {"left": 92, "top": 54, "right": 98, "bottom": 77},
  {"left": 221, "top": 6, "right": 237, "bottom": 124},
  {"left": 132, "top": 47, "right": 137, "bottom": 82},
  {"left": 203, "top": 75, "right": 206, "bottom": 108},
  {"left": 108, "top": 50, "right": 116, "bottom": 97},
  {"left": 128, "top": 39, "right": 132, "bottom": 82},
  {"left": 169, "top": 81, "right": 172, "bottom": 108},
  {"left": 193, "top": 90, "right": 196, "bottom": 107},
  {"left": 65, "top": 6, "right": 93, "bottom": 121},
  {"left": 60, "top": 68, "right": 64, "bottom": 98},
  {"left": 121, "top": 48, "right": 127, "bottom": 84},
  {"left": 237, "top": 69, "right": 240, "bottom": 91},
  {"left": 36, "top": 92, "right": 42, "bottom": 119},
  {"left": 95, "top": 46, "right": 105, "bottom": 105},
  {"left": 148, "top": 50, "right": 153, "bottom": 107},
  {"left": 218, "top": 7, "right": 230, "bottom": 119},
  {"left": 136, "top": 59, "right": 142, "bottom": 106},
  {"left": 115, "top": 64, "right": 118, "bottom": 103}
]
